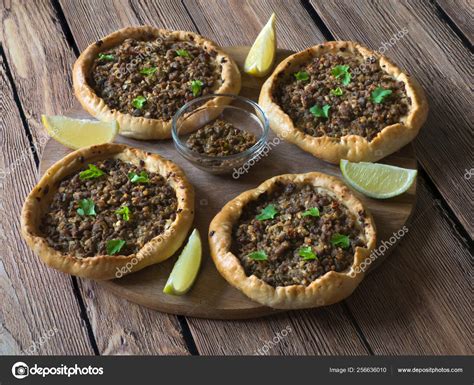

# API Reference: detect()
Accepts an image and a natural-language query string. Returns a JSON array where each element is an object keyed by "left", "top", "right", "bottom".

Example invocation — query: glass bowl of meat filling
[{"left": 172, "top": 94, "right": 269, "bottom": 174}]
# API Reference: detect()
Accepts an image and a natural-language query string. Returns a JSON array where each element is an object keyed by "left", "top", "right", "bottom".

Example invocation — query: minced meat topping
[
  {"left": 232, "top": 182, "right": 367, "bottom": 287},
  {"left": 91, "top": 37, "right": 221, "bottom": 121},
  {"left": 41, "top": 159, "right": 177, "bottom": 257},
  {"left": 186, "top": 119, "right": 257, "bottom": 156},
  {"left": 274, "top": 52, "right": 410, "bottom": 141}
]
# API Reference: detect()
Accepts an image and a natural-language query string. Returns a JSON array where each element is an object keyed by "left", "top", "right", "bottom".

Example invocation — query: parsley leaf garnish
[
  {"left": 330, "top": 233, "right": 350, "bottom": 249},
  {"left": 77, "top": 198, "right": 96, "bottom": 216},
  {"left": 98, "top": 53, "right": 115, "bottom": 61},
  {"left": 131, "top": 96, "right": 147, "bottom": 109},
  {"left": 190, "top": 79, "right": 204, "bottom": 97},
  {"left": 371, "top": 87, "right": 393, "bottom": 104},
  {"left": 256, "top": 204, "right": 278, "bottom": 221},
  {"left": 298, "top": 246, "right": 317, "bottom": 260},
  {"left": 106, "top": 239, "right": 126, "bottom": 255},
  {"left": 79, "top": 164, "right": 104, "bottom": 180},
  {"left": 248, "top": 250, "right": 268, "bottom": 261},
  {"left": 331, "top": 65, "right": 351, "bottom": 86},
  {"left": 140, "top": 67, "right": 157, "bottom": 76},
  {"left": 128, "top": 171, "right": 149, "bottom": 184},
  {"left": 115, "top": 206, "right": 131, "bottom": 221},
  {"left": 330, "top": 87, "right": 343, "bottom": 96},
  {"left": 176, "top": 49, "right": 190, "bottom": 58},
  {"left": 294, "top": 71, "right": 309, "bottom": 81},
  {"left": 309, "top": 104, "right": 331, "bottom": 119},
  {"left": 302, "top": 207, "right": 320, "bottom": 217}
]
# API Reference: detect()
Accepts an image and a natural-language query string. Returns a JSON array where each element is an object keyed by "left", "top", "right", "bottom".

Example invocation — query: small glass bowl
[{"left": 171, "top": 94, "right": 269, "bottom": 175}]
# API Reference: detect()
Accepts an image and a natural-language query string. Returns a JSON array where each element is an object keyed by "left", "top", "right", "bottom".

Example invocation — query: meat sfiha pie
[
  {"left": 73, "top": 26, "right": 241, "bottom": 140},
  {"left": 209, "top": 172, "right": 376, "bottom": 309},
  {"left": 21, "top": 143, "right": 194, "bottom": 280},
  {"left": 259, "top": 41, "right": 428, "bottom": 163}
]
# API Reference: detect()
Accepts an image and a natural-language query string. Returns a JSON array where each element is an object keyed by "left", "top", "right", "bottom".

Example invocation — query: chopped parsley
[
  {"left": 190, "top": 79, "right": 203, "bottom": 97},
  {"left": 140, "top": 67, "right": 157, "bottom": 76},
  {"left": 298, "top": 246, "right": 317, "bottom": 260},
  {"left": 294, "top": 71, "right": 309, "bottom": 81},
  {"left": 310, "top": 104, "right": 331, "bottom": 119},
  {"left": 330, "top": 87, "right": 343, "bottom": 96},
  {"left": 115, "top": 206, "right": 131, "bottom": 221},
  {"left": 331, "top": 65, "right": 351, "bottom": 86},
  {"left": 330, "top": 233, "right": 350, "bottom": 249},
  {"left": 131, "top": 96, "right": 147, "bottom": 109},
  {"left": 98, "top": 53, "right": 114, "bottom": 61},
  {"left": 106, "top": 239, "right": 126, "bottom": 255},
  {"left": 79, "top": 164, "right": 104, "bottom": 180},
  {"left": 302, "top": 207, "right": 320, "bottom": 217},
  {"left": 176, "top": 49, "right": 190, "bottom": 58},
  {"left": 371, "top": 86, "right": 393, "bottom": 104},
  {"left": 77, "top": 198, "right": 96, "bottom": 216},
  {"left": 256, "top": 204, "right": 278, "bottom": 221},
  {"left": 248, "top": 250, "right": 268, "bottom": 261},
  {"left": 128, "top": 171, "right": 149, "bottom": 184}
]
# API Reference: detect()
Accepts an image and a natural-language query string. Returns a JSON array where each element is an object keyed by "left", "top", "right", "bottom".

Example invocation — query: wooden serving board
[{"left": 39, "top": 47, "right": 417, "bottom": 319}]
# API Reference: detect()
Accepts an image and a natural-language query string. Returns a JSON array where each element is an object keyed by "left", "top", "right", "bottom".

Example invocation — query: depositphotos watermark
[
  {"left": 22, "top": 327, "right": 59, "bottom": 355},
  {"left": 232, "top": 128, "right": 290, "bottom": 179},
  {"left": 350, "top": 225, "right": 409, "bottom": 277},
  {"left": 115, "top": 227, "right": 176, "bottom": 278},
  {"left": 254, "top": 325, "right": 292, "bottom": 355},
  {"left": 12, "top": 362, "right": 103, "bottom": 379}
]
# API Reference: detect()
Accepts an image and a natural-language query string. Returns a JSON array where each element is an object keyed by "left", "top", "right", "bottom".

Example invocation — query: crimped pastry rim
[
  {"left": 208, "top": 172, "right": 377, "bottom": 309},
  {"left": 258, "top": 41, "right": 428, "bottom": 163},
  {"left": 21, "top": 143, "right": 194, "bottom": 280},
  {"left": 73, "top": 26, "right": 241, "bottom": 140}
]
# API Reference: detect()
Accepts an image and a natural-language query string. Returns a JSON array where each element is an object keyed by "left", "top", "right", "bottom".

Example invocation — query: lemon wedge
[
  {"left": 244, "top": 13, "right": 276, "bottom": 77},
  {"left": 163, "top": 229, "right": 202, "bottom": 296},
  {"left": 42, "top": 115, "right": 118, "bottom": 150},
  {"left": 340, "top": 159, "right": 417, "bottom": 199}
]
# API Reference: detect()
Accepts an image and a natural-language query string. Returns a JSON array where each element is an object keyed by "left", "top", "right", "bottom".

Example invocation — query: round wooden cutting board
[{"left": 39, "top": 46, "right": 417, "bottom": 319}]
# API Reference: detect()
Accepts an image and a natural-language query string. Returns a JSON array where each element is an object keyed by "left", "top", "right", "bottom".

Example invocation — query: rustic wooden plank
[
  {"left": 76, "top": 279, "right": 189, "bottom": 355},
  {"left": 59, "top": 0, "right": 197, "bottom": 51},
  {"left": 184, "top": 0, "right": 326, "bottom": 50},
  {"left": 0, "top": 0, "right": 76, "bottom": 150},
  {"left": 437, "top": 0, "right": 473, "bottom": 43},
  {"left": 309, "top": 0, "right": 473, "bottom": 237},
  {"left": 0, "top": 0, "right": 190, "bottom": 355},
  {"left": 0, "top": 53, "right": 93, "bottom": 355},
  {"left": 346, "top": 179, "right": 472, "bottom": 354}
]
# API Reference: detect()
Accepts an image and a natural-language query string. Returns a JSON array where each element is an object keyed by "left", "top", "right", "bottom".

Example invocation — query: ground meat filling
[
  {"left": 91, "top": 37, "right": 221, "bottom": 120},
  {"left": 41, "top": 159, "right": 177, "bottom": 257},
  {"left": 186, "top": 119, "right": 257, "bottom": 156},
  {"left": 232, "top": 183, "right": 367, "bottom": 287},
  {"left": 274, "top": 52, "right": 410, "bottom": 141}
]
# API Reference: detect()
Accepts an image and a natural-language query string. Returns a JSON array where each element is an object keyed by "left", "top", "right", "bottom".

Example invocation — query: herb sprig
[
  {"left": 106, "top": 239, "right": 126, "bottom": 255},
  {"left": 248, "top": 250, "right": 268, "bottom": 261},
  {"left": 331, "top": 65, "right": 351, "bottom": 86},
  {"left": 256, "top": 204, "right": 278, "bottom": 221},
  {"left": 79, "top": 164, "right": 104, "bottom": 180},
  {"left": 77, "top": 198, "right": 96, "bottom": 216},
  {"left": 310, "top": 104, "right": 331, "bottom": 119}
]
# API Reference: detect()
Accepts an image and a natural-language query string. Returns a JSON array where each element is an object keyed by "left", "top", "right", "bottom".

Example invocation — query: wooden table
[{"left": 0, "top": 0, "right": 471, "bottom": 356}]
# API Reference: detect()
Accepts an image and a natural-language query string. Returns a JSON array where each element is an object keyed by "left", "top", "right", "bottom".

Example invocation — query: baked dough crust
[
  {"left": 208, "top": 172, "right": 376, "bottom": 309},
  {"left": 259, "top": 41, "right": 428, "bottom": 163},
  {"left": 21, "top": 143, "right": 194, "bottom": 280},
  {"left": 73, "top": 26, "right": 241, "bottom": 140}
]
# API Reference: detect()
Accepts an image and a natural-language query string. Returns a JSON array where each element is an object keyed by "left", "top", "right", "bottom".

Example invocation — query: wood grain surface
[
  {"left": 0, "top": 49, "right": 92, "bottom": 355},
  {"left": 437, "top": 0, "right": 473, "bottom": 43},
  {"left": 0, "top": 0, "right": 471, "bottom": 356}
]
